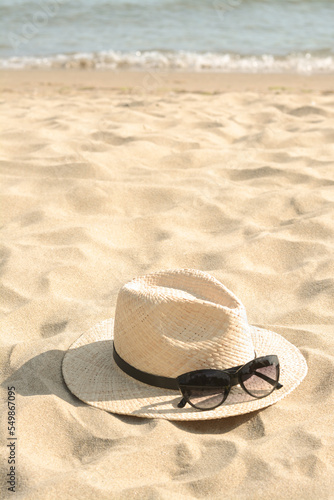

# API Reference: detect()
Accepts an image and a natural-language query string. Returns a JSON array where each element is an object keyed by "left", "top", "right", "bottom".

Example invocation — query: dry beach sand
[{"left": 1, "top": 70, "right": 334, "bottom": 499}]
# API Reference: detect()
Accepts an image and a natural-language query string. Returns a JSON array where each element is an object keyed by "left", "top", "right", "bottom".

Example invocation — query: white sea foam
[{"left": 1, "top": 51, "right": 334, "bottom": 73}]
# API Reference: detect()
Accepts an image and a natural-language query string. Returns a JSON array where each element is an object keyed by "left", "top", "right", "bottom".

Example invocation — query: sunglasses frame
[{"left": 177, "top": 355, "right": 282, "bottom": 411}]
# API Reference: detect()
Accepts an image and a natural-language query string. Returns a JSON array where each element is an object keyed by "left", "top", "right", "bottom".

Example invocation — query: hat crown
[{"left": 113, "top": 269, "right": 255, "bottom": 377}]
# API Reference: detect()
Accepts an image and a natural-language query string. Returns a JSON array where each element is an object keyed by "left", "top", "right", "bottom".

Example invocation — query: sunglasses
[
  {"left": 113, "top": 347, "right": 283, "bottom": 412},
  {"left": 176, "top": 355, "right": 282, "bottom": 411}
]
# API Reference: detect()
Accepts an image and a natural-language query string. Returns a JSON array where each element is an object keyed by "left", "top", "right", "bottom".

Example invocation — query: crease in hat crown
[{"left": 113, "top": 268, "right": 255, "bottom": 377}]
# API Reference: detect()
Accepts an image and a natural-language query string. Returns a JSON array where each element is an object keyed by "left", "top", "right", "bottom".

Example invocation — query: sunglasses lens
[
  {"left": 187, "top": 388, "right": 227, "bottom": 409},
  {"left": 178, "top": 370, "right": 230, "bottom": 410},
  {"left": 241, "top": 357, "right": 279, "bottom": 398}
]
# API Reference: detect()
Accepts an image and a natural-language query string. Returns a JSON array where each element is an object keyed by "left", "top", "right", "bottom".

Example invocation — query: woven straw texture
[{"left": 62, "top": 269, "right": 308, "bottom": 420}]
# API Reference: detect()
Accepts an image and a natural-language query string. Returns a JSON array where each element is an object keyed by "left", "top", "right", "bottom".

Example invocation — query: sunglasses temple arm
[
  {"left": 177, "top": 397, "right": 187, "bottom": 408},
  {"left": 254, "top": 371, "right": 283, "bottom": 389}
]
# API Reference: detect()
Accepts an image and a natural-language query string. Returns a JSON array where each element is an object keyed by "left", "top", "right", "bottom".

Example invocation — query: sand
[{"left": 1, "top": 70, "right": 334, "bottom": 499}]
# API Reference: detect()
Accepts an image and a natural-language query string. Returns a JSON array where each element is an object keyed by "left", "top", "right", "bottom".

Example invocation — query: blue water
[{"left": 1, "top": 0, "right": 334, "bottom": 72}]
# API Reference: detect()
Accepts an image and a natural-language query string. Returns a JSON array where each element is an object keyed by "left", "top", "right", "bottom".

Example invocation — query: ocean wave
[{"left": 1, "top": 50, "right": 334, "bottom": 73}]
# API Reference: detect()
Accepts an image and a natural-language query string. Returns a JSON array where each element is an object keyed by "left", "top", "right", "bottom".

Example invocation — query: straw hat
[{"left": 62, "top": 269, "right": 307, "bottom": 420}]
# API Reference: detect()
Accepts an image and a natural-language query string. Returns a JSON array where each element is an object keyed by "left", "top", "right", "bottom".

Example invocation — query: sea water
[{"left": 0, "top": 0, "right": 333, "bottom": 72}]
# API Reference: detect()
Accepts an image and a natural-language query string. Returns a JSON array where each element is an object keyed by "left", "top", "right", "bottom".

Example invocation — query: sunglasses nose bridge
[
  {"left": 229, "top": 372, "right": 240, "bottom": 387},
  {"left": 224, "top": 364, "right": 244, "bottom": 386}
]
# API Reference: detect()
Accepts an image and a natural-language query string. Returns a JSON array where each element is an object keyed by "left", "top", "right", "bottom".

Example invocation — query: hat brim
[{"left": 62, "top": 319, "right": 307, "bottom": 420}]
